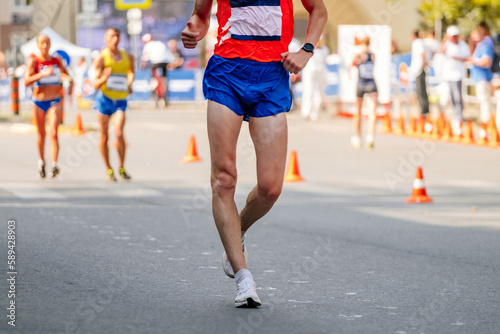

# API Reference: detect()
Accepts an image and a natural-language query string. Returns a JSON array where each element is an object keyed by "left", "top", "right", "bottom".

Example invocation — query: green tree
[{"left": 418, "top": 0, "right": 500, "bottom": 34}]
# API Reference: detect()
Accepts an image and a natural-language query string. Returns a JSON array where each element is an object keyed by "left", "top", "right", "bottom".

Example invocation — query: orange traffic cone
[
  {"left": 486, "top": 114, "right": 496, "bottom": 138},
  {"left": 394, "top": 113, "right": 405, "bottom": 136},
  {"left": 415, "top": 115, "right": 426, "bottom": 138},
  {"left": 441, "top": 120, "right": 453, "bottom": 142},
  {"left": 434, "top": 113, "right": 446, "bottom": 139},
  {"left": 437, "top": 113, "right": 446, "bottom": 129},
  {"left": 407, "top": 116, "right": 417, "bottom": 137},
  {"left": 381, "top": 112, "right": 392, "bottom": 134},
  {"left": 71, "top": 113, "right": 86, "bottom": 136},
  {"left": 422, "top": 117, "right": 434, "bottom": 140},
  {"left": 284, "top": 150, "right": 304, "bottom": 182},
  {"left": 181, "top": 135, "right": 202, "bottom": 163},
  {"left": 406, "top": 167, "right": 433, "bottom": 204},
  {"left": 450, "top": 120, "right": 463, "bottom": 144},
  {"left": 430, "top": 119, "right": 442, "bottom": 141},
  {"left": 476, "top": 122, "right": 489, "bottom": 146},
  {"left": 461, "top": 120, "right": 475, "bottom": 145},
  {"left": 488, "top": 123, "right": 500, "bottom": 149}
]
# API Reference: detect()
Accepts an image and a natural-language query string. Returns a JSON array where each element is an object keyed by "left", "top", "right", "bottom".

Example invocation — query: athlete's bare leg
[
  {"left": 46, "top": 104, "right": 62, "bottom": 165},
  {"left": 112, "top": 110, "right": 126, "bottom": 168},
  {"left": 240, "top": 113, "right": 288, "bottom": 232},
  {"left": 162, "top": 76, "right": 168, "bottom": 105},
  {"left": 353, "top": 96, "right": 363, "bottom": 138},
  {"left": 34, "top": 106, "right": 46, "bottom": 161},
  {"left": 207, "top": 101, "right": 246, "bottom": 274},
  {"left": 367, "top": 92, "right": 379, "bottom": 137},
  {"left": 97, "top": 113, "right": 112, "bottom": 170}
]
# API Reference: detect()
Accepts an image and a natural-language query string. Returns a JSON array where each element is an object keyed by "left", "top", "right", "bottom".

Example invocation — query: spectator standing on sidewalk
[
  {"left": 410, "top": 30, "right": 430, "bottom": 117},
  {"left": 167, "top": 39, "right": 184, "bottom": 70},
  {"left": 301, "top": 40, "right": 328, "bottom": 121},
  {"left": 424, "top": 29, "right": 440, "bottom": 58},
  {"left": 141, "top": 34, "right": 174, "bottom": 105},
  {"left": 438, "top": 26, "right": 470, "bottom": 134},
  {"left": 467, "top": 22, "right": 495, "bottom": 125}
]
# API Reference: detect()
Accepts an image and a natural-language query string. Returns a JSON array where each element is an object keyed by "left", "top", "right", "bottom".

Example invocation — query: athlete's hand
[
  {"left": 281, "top": 50, "right": 312, "bottom": 74},
  {"left": 182, "top": 21, "right": 202, "bottom": 49},
  {"left": 40, "top": 67, "right": 54, "bottom": 77}
]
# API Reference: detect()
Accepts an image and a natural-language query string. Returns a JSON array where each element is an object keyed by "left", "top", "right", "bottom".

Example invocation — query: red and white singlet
[{"left": 214, "top": 0, "right": 294, "bottom": 62}]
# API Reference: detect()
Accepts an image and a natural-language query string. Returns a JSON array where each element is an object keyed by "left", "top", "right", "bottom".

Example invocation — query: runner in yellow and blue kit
[
  {"left": 182, "top": 0, "right": 328, "bottom": 308},
  {"left": 94, "top": 28, "right": 134, "bottom": 181}
]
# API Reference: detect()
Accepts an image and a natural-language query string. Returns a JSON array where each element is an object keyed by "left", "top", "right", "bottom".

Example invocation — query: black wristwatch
[{"left": 301, "top": 43, "right": 315, "bottom": 54}]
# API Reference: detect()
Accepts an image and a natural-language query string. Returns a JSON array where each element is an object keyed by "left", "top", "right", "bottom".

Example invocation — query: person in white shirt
[
  {"left": 141, "top": 34, "right": 174, "bottom": 105},
  {"left": 410, "top": 30, "right": 430, "bottom": 116},
  {"left": 438, "top": 26, "right": 471, "bottom": 132},
  {"left": 288, "top": 37, "right": 301, "bottom": 109},
  {"left": 424, "top": 29, "right": 440, "bottom": 58},
  {"left": 73, "top": 56, "right": 88, "bottom": 102},
  {"left": 301, "top": 43, "right": 328, "bottom": 121}
]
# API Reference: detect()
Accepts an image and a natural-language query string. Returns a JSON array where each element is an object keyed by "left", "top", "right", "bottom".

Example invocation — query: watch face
[{"left": 302, "top": 43, "right": 314, "bottom": 53}]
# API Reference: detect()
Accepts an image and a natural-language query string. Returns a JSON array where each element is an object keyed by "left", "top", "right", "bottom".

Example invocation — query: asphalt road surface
[{"left": 1, "top": 104, "right": 499, "bottom": 334}]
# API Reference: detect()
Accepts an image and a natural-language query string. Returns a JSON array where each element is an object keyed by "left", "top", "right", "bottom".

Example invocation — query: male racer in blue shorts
[
  {"left": 182, "top": 0, "right": 327, "bottom": 307},
  {"left": 94, "top": 28, "right": 134, "bottom": 181}
]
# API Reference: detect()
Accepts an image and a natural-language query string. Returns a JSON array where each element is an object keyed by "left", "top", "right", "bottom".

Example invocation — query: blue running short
[
  {"left": 203, "top": 55, "right": 291, "bottom": 121},
  {"left": 357, "top": 79, "right": 378, "bottom": 98},
  {"left": 93, "top": 91, "right": 127, "bottom": 116},
  {"left": 33, "top": 98, "right": 61, "bottom": 112}
]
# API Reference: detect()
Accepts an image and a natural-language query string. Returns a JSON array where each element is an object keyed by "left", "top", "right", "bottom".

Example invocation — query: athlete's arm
[
  {"left": 128, "top": 54, "right": 135, "bottom": 94},
  {"left": 281, "top": 0, "right": 328, "bottom": 74},
  {"left": 301, "top": 0, "right": 328, "bottom": 48},
  {"left": 181, "top": 0, "right": 213, "bottom": 49},
  {"left": 94, "top": 53, "right": 111, "bottom": 90},
  {"left": 23, "top": 58, "right": 52, "bottom": 87},
  {"left": 351, "top": 53, "right": 360, "bottom": 68},
  {"left": 58, "top": 59, "right": 73, "bottom": 84}
]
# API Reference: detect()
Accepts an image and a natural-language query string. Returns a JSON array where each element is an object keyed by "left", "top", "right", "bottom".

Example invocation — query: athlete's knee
[
  {"left": 37, "top": 129, "right": 46, "bottom": 140},
  {"left": 211, "top": 167, "right": 237, "bottom": 197},
  {"left": 48, "top": 131, "right": 58, "bottom": 142},
  {"left": 257, "top": 182, "right": 282, "bottom": 205},
  {"left": 115, "top": 131, "right": 124, "bottom": 142},
  {"left": 100, "top": 132, "right": 109, "bottom": 143}
]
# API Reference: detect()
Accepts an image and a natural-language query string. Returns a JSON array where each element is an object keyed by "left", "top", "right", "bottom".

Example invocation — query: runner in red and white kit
[
  {"left": 182, "top": 0, "right": 327, "bottom": 308},
  {"left": 24, "top": 35, "right": 72, "bottom": 178}
]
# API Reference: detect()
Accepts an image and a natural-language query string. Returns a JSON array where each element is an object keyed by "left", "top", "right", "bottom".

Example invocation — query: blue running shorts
[
  {"left": 93, "top": 91, "right": 127, "bottom": 116},
  {"left": 203, "top": 55, "right": 292, "bottom": 121},
  {"left": 33, "top": 98, "right": 61, "bottom": 112}
]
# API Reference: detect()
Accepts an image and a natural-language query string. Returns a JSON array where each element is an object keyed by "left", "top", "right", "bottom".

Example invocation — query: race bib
[
  {"left": 106, "top": 75, "right": 128, "bottom": 92},
  {"left": 39, "top": 66, "right": 61, "bottom": 85}
]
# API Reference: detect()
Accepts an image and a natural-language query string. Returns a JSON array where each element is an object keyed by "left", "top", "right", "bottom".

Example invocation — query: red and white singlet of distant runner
[{"left": 214, "top": 0, "right": 294, "bottom": 62}]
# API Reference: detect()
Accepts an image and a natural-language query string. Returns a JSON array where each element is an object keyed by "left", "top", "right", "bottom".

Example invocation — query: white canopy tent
[{"left": 20, "top": 27, "right": 91, "bottom": 66}]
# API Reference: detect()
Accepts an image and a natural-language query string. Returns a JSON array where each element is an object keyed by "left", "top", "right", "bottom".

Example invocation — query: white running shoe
[
  {"left": 222, "top": 236, "right": 248, "bottom": 278},
  {"left": 365, "top": 135, "right": 375, "bottom": 150},
  {"left": 37, "top": 160, "right": 46, "bottom": 178},
  {"left": 48, "top": 165, "right": 60, "bottom": 179},
  {"left": 235, "top": 277, "right": 262, "bottom": 308},
  {"left": 351, "top": 136, "right": 362, "bottom": 149}
]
